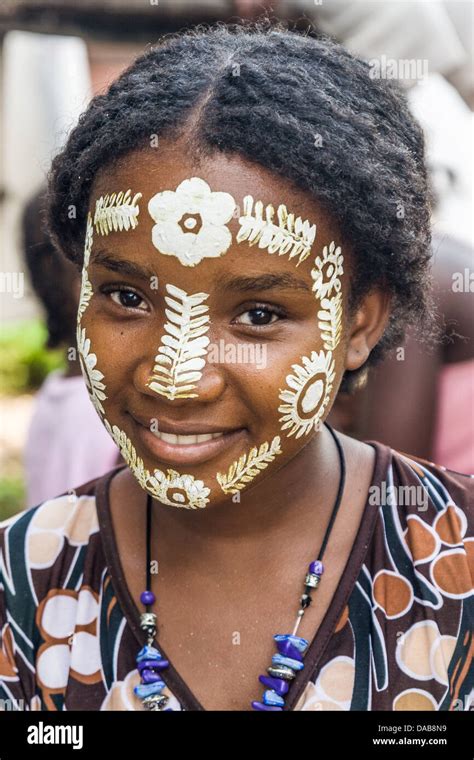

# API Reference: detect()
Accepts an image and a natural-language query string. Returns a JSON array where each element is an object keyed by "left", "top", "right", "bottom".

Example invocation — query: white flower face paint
[
  {"left": 311, "top": 242, "right": 344, "bottom": 300},
  {"left": 147, "top": 283, "right": 210, "bottom": 400},
  {"left": 94, "top": 189, "right": 142, "bottom": 236},
  {"left": 77, "top": 213, "right": 94, "bottom": 322},
  {"left": 76, "top": 325, "right": 107, "bottom": 416},
  {"left": 237, "top": 195, "right": 316, "bottom": 266},
  {"left": 148, "top": 177, "right": 236, "bottom": 267},
  {"left": 104, "top": 420, "right": 211, "bottom": 509},
  {"left": 278, "top": 350, "right": 336, "bottom": 439},
  {"left": 216, "top": 436, "right": 282, "bottom": 495}
]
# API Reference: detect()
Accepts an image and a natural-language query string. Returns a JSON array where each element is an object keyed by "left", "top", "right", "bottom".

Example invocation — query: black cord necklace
[{"left": 133, "top": 421, "right": 346, "bottom": 711}]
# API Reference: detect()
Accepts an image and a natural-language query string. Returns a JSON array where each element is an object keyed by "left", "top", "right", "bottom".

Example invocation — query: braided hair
[{"left": 46, "top": 20, "right": 434, "bottom": 392}]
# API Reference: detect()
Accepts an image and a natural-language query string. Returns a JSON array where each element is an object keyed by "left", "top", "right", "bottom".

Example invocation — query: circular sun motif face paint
[{"left": 278, "top": 350, "right": 336, "bottom": 439}]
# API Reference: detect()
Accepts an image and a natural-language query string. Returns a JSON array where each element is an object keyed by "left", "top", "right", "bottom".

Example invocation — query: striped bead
[
  {"left": 274, "top": 634, "right": 309, "bottom": 655},
  {"left": 134, "top": 681, "right": 166, "bottom": 699},
  {"left": 136, "top": 644, "right": 164, "bottom": 663},
  {"left": 272, "top": 653, "right": 304, "bottom": 671},
  {"left": 137, "top": 658, "right": 169, "bottom": 673},
  {"left": 263, "top": 690, "right": 285, "bottom": 707}
]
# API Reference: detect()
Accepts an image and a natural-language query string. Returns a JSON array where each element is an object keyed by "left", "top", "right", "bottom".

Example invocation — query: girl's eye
[
  {"left": 108, "top": 288, "right": 148, "bottom": 311},
  {"left": 234, "top": 306, "right": 283, "bottom": 328}
]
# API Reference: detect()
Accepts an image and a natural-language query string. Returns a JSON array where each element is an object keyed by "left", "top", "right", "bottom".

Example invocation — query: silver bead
[
  {"left": 268, "top": 664, "right": 296, "bottom": 681},
  {"left": 140, "top": 612, "right": 157, "bottom": 640},
  {"left": 142, "top": 694, "right": 169, "bottom": 711},
  {"left": 305, "top": 573, "right": 321, "bottom": 588}
]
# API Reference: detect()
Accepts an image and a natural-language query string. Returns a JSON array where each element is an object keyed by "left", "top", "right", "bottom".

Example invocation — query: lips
[{"left": 128, "top": 413, "right": 247, "bottom": 467}]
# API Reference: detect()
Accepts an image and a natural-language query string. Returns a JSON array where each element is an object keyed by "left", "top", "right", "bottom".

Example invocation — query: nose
[{"left": 135, "top": 342, "right": 227, "bottom": 406}]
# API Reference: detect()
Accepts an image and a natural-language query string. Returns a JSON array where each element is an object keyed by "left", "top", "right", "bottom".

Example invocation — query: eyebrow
[
  {"left": 217, "top": 272, "right": 311, "bottom": 293},
  {"left": 89, "top": 249, "right": 155, "bottom": 282}
]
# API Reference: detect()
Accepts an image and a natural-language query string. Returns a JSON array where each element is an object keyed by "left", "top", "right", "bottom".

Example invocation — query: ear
[{"left": 345, "top": 289, "right": 391, "bottom": 372}]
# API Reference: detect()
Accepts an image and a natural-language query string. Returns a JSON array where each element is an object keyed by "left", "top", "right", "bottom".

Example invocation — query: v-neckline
[{"left": 96, "top": 438, "right": 390, "bottom": 711}]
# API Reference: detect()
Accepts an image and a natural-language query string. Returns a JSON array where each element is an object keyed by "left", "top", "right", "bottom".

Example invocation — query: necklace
[{"left": 133, "top": 421, "right": 346, "bottom": 711}]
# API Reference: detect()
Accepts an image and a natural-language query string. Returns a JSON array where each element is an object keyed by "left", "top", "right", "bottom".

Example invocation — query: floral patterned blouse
[{"left": 0, "top": 440, "right": 473, "bottom": 712}]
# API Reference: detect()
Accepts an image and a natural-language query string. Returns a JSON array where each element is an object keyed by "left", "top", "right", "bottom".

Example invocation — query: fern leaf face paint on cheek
[
  {"left": 216, "top": 436, "right": 282, "bottom": 495},
  {"left": 76, "top": 213, "right": 108, "bottom": 418},
  {"left": 77, "top": 214, "right": 94, "bottom": 322}
]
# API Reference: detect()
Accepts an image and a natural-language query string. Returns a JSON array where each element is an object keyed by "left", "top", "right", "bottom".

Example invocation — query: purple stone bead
[
  {"left": 309, "top": 560, "right": 324, "bottom": 576},
  {"left": 258, "top": 675, "right": 289, "bottom": 696},
  {"left": 251, "top": 701, "right": 283, "bottom": 711},
  {"left": 137, "top": 658, "right": 169, "bottom": 673},
  {"left": 141, "top": 669, "right": 165, "bottom": 685},
  {"left": 276, "top": 639, "right": 304, "bottom": 662},
  {"left": 140, "top": 590, "right": 156, "bottom": 606}
]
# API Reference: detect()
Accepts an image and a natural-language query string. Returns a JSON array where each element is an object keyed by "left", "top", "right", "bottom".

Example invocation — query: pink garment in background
[
  {"left": 433, "top": 359, "right": 474, "bottom": 475},
  {"left": 24, "top": 370, "right": 120, "bottom": 507}
]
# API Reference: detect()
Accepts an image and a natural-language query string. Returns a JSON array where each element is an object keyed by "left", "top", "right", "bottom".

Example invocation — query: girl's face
[{"left": 77, "top": 141, "right": 371, "bottom": 510}]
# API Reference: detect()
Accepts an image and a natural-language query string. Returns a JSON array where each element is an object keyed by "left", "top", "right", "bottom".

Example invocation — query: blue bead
[
  {"left": 258, "top": 675, "right": 289, "bottom": 695},
  {"left": 251, "top": 701, "right": 283, "bottom": 711},
  {"left": 141, "top": 669, "right": 166, "bottom": 684},
  {"left": 136, "top": 645, "right": 163, "bottom": 663},
  {"left": 309, "top": 560, "right": 324, "bottom": 576},
  {"left": 140, "top": 590, "right": 156, "bottom": 606},
  {"left": 263, "top": 690, "right": 285, "bottom": 707},
  {"left": 134, "top": 681, "right": 166, "bottom": 698},
  {"left": 272, "top": 653, "right": 304, "bottom": 671},
  {"left": 274, "top": 634, "right": 309, "bottom": 655},
  {"left": 276, "top": 640, "right": 304, "bottom": 661},
  {"left": 137, "top": 658, "right": 169, "bottom": 673}
]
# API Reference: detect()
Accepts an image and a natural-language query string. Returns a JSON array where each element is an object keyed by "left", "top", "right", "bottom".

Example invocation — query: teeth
[{"left": 152, "top": 431, "right": 225, "bottom": 444}]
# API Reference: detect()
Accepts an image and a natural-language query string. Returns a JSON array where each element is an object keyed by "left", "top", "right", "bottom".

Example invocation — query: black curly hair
[{"left": 46, "top": 19, "right": 435, "bottom": 392}]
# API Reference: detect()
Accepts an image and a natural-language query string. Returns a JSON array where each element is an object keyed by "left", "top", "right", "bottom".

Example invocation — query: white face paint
[
  {"left": 76, "top": 213, "right": 108, "bottom": 418},
  {"left": 94, "top": 189, "right": 142, "bottom": 235},
  {"left": 148, "top": 177, "right": 236, "bottom": 267},
  {"left": 82, "top": 177, "right": 346, "bottom": 507},
  {"left": 237, "top": 195, "right": 317, "bottom": 266},
  {"left": 277, "top": 241, "right": 344, "bottom": 440},
  {"left": 278, "top": 350, "right": 336, "bottom": 439},
  {"left": 77, "top": 213, "right": 93, "bottom": 322},
  {"left": 104, "top": 420, "right": 211, "bottom": 509},
  {"left": 216, "top": 436, "right": 282, "bottom": 495},
  {"left": 147, "top": 283, "right": 210, "bottom": 400},
  {"left": 76, "top": 325, "right": 107, "bottom": 416}
]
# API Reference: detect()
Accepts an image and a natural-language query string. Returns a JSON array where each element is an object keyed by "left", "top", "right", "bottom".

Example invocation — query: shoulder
[
  {"left": 0, "top": 468, "right": 121, "bottom": 609},
  {"left": 0, "top": 493, "right": 98, "bottom": 560},
  {"left": 389, "top": 448, "right": 473, "bottom": 525},
  {"left": 0, "top": 470, "right": 119, "bottom": 706},
  {"left": 367, "top": 444, "right": 474, "bottom": 603}
]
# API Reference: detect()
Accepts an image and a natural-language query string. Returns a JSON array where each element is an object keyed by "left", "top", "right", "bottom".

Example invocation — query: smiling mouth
[
  {"left": 153, "top": 431, "right": 224, "bottom": 445},
  {"left": 129, "top": 415, "right": 247, "bottom": 466}
]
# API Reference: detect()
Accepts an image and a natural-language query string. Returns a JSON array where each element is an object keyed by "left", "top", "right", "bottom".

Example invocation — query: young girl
[{"left": 1, "top": 21, "right": 472, "bottom": 712}]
